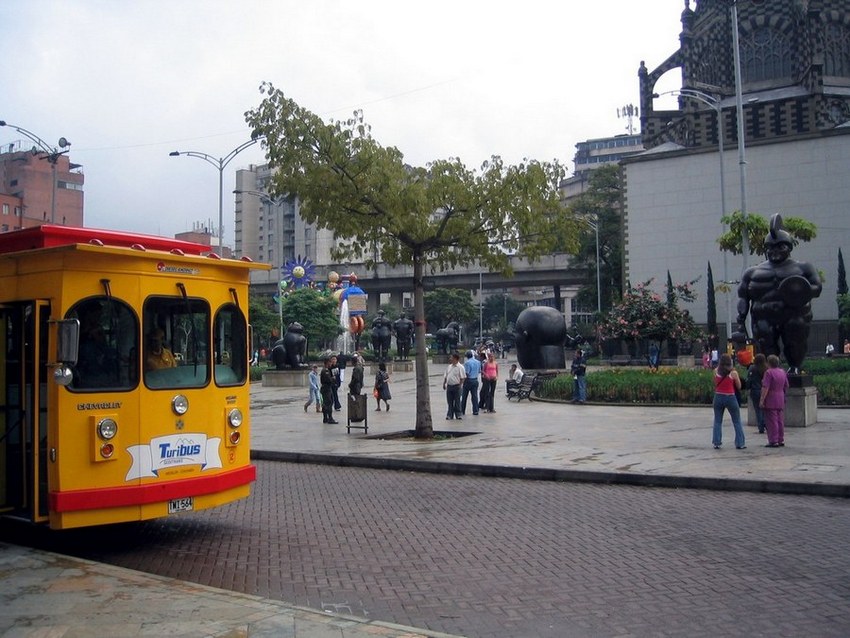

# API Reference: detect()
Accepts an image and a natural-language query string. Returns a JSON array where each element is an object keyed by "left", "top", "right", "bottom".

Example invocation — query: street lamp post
[
  {"left": 579, "top": 215, "right": 602, "bottom": 315},
  {"left": 730, "top": 0, "right": 749, "bottom": 269},
  {"left": 0, "top": 120, "right": 71, "bottom": 224},
  {"left": 170, "top": 138, "right": 260, "bottom": 256}
]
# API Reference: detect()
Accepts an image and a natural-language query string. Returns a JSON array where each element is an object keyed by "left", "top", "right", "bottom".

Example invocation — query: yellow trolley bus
[{"left": 0, "top": 225, "right": 268, "bottom": 529}]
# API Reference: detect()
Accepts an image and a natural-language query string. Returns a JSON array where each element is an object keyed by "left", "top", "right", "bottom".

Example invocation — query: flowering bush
[{"left": 597, "top": 279, "right": 703, "bottom": 345}]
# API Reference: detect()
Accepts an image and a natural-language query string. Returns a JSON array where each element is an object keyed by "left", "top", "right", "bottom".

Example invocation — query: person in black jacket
[
  {"left": 320, "top": 355, "right": 339, "bottom": 424},
  {"left": 571, "top": 349, "right": 587, "bottom": 404}
]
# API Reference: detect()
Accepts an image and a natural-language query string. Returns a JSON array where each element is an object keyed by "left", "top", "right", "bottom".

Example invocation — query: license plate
[{"left": 168, "top": 497, "right": 194, "bottom": 514}]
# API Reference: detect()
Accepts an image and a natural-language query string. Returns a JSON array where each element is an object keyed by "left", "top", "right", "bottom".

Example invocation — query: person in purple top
[{"left": 759, "top": 354, "right": 789, "bottom": 448}]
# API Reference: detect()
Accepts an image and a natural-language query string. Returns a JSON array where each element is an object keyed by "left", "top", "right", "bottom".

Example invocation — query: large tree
[
  {"left": 565, "top": 164, "right": 624, "bottom": 313},
  {"left": 706, "top": 262, "right": 718, "bottom": 340},
  {"left": 246, "top": 83, "right": 572, "bottom": 437}
]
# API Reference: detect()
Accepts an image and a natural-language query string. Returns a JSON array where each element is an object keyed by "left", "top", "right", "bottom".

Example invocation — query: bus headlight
[
  {"left": 97, "top": 418, "right": 118, "bottom": 440},
  {"left": 172, "top": 395, "right": 189, "bottom": 415},
  {"left": 228, "top": 408, "right": 243, "bottom": 428}
]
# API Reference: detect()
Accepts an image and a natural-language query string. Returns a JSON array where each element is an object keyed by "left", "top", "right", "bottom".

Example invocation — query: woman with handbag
[
  {"left": 373, "top": 362, "right": 391, "bottom": 411},
  {"left": 712, "top": 353, "right": 746, "bottom": 450}
]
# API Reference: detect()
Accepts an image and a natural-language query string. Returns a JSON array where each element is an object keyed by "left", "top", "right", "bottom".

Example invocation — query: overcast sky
[{"left": 1, "top": 0, "right": 685, "bottom": 245}]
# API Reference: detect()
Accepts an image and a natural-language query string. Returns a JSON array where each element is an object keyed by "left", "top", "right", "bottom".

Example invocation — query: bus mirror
[{"left": 57, "top": 319, "right": 80, "bottom": 364}]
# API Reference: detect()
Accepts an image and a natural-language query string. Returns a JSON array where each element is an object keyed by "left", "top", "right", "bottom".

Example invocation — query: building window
[
  {"left": 14, "top": 207, "right": 21, "bottom": 216},
  {"left": 2, "top": 204, "right": 8, "bottom": 215},
  {"left": 825, "top": 23, "right": 850, "bottom": 78},
  {"left": 741, "top": 27, "right": 792, "bottom": 84}
]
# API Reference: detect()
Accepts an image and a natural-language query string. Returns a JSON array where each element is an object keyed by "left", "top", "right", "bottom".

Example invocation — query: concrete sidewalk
[
  {"left": 252, "top": 363, "right": 850, "bottom": 497},
  {"left": 0, "top": 542, "right": 460, "bottom": 638}
]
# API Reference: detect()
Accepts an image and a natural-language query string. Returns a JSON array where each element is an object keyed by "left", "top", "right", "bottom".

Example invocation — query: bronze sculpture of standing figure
[
  {"left": 371, "top": 310, "right": 393, "bottom": 362},
  {"left": 733, "top": 214, "right": 821, "bottom": 374},
  {"left": 393, "top": 315, "right": 414, "bottom": 360}
]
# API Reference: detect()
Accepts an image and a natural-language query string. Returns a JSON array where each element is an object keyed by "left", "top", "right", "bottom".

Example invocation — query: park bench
[{"left": 506, "top": 372, "right": 559, "bottom": 402}]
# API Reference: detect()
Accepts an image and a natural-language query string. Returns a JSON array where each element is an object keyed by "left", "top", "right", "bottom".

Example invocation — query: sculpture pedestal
[
  {"left": 747, "top": 385, "right": 818, "bottom": 427},
  {"left": 393, "top": 360, "right": 414, "bottom": 372},
  {"left": 262, "top": 369, "right": 309, "bottom": 387},
  {"left": 786, "top": 386, "right": 818, "bottom": 427}
]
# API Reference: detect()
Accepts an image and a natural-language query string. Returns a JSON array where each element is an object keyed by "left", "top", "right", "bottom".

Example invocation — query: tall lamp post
[
  {"left": 170, "top": 138, "right": 260, "bottom": 256},
  {"left": 729, "top": 0, "right": 749, "bottom": 268},
  {"left": 0, "top": 120, "right": 71, "bottom": 224},
  {"left": 655, "top": 88, "right": 732, "bottom": 337},
  {"left": 579, "top": 215, "right": 602, "bottom": 315}
]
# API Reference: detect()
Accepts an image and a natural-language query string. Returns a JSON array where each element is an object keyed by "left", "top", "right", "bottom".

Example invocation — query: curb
[{"left": 251, "top": 450, "right": 850, "bottom": 498}]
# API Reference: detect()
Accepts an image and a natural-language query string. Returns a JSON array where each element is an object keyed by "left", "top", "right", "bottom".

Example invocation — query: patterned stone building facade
[
  {"left": 621, "top": 0, "right": 850, "bottom": 344},
  {"left": 640, "top": 0, "right": 850, "bottom": 150}
]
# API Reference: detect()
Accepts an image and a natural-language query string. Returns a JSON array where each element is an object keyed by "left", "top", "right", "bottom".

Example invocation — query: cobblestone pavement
[{"left": 9, "top": 460, "right": 850, "bottom": 638}]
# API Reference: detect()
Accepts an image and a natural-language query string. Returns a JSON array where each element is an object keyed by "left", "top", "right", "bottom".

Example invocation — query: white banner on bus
[{"left": 125, "top": 433, "right": 222, "bottom": 481}]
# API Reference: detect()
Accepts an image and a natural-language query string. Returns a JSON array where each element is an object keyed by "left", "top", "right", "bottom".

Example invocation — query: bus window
[
  {"left": 214, "top": 304, "right": 247, "bottom": 386},
  {"left": 67, "top": 297, "right": 139, "bottom": 391},
  {"left": 143, "top": 296, "right": 210, "bottom": 389}
]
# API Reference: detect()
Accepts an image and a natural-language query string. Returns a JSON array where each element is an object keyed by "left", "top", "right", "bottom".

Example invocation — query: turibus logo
[{"left": 126, "top": 433, "right": 222, "bottom": 480}]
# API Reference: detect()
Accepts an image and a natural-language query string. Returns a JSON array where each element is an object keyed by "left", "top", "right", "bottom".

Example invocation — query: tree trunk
[{"left": 412, "top": 250, "right": 434, "bottom": 439}]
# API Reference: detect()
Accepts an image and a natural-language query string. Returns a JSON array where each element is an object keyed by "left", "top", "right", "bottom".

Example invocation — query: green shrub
[
  {"left": 536, "top": 367, "right": 850, "bottom": 405},
  {"left": 811, "top": 372, "right": 850, "bottom": 405}
]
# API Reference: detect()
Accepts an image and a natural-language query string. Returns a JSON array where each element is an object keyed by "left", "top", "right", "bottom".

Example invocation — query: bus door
[{"left": 0, "top": 301, "right": 49, "bottom": 523}]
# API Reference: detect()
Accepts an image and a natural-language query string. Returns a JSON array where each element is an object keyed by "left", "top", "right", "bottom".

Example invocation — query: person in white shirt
[
  {"left": 510, "top": 363, "right": 524, "bottom": 383},
  {"left": 442, "top": 352, "right": 467, "bottom": 420}
]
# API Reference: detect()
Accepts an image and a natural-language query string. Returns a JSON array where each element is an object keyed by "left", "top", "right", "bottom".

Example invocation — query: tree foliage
[
  {"left": 565, "top": 164, "right": 624, "bottom": 313},
  {"left": 424, "top": 288, "right": 477, "bottom": 333},
  {"left": 248, "top": 291, "right": 280, "bottom": 350},
  {"left": 706, "top": 262, "right": 718, "bottom": 338},
  {"left": 245, "top": 83, "right": 572, "bottom": 437},
  {"left": 597, "top": 279, "right": 703, "bottom": 344},
  {"left": 279, "top": 287, "right": 341, "bottom": 351},
  {"left": 482, "top": 293, "right": 525, "bottom": 332},
  {"left": 718, "top": 211, "right": 817, "bottom": 255}
]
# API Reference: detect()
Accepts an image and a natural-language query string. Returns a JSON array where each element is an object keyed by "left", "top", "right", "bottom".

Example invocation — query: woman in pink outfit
[{"left": 759, "top": 354, "right": 789, "bottom": 448}]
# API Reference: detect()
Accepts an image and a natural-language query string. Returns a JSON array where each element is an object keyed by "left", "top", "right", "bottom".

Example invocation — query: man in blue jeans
[
  {"left": 461, "top": 350, "right": 481, "bottom": 416},
  {"left": 571, "top": 349, "right": 587, "bottom": 404}
]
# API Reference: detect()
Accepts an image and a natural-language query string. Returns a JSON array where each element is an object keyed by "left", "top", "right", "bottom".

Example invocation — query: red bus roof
[{"left": 0, "top": 225, "right": 209, "bottom": 256}]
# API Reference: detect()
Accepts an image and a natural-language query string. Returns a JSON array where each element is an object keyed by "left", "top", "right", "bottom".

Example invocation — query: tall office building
[
  {"left": 559, "top": 133, "right": 643, "bottom": 202},
  {"left": 234, "top": 163, "right": 334, "bottom": 268},
  {"left": 0, "top": 140, "right": 84, "bottom": 231}
]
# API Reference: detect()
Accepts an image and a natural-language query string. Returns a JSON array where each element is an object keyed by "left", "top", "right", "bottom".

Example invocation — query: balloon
[
  {"left": 349, "top": 315, "right": 365, "bottom": 334},
  {"left": 328, "top": 271, "right": 339, "bottom": 283},
  {"left": 333, "top": 289, "right": 344, "bottom": 304}
]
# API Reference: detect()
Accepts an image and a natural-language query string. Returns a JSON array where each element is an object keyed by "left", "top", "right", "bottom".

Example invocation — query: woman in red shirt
[
  {"left": 481, "top": 352, "right": 499, "bottom": 413},
  {"left": 712, "top": 353, "right": 746, "bottom": 450}
]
